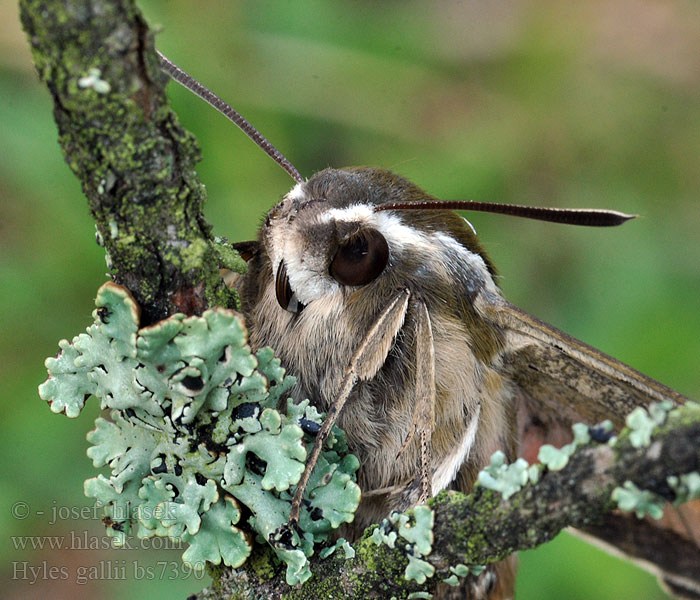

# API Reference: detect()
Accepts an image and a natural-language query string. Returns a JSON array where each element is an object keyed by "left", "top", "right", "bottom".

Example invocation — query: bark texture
[{"left": 20, "top": 0, "right": 239, "bottom": 325}]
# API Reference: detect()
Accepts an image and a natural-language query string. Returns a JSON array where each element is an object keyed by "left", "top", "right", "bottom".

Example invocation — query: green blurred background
[{"left": 2, "top": 1, "right": 699, "bottom": 598}]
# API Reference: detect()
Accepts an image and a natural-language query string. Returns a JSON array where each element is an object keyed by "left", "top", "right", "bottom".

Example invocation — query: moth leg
[
  {"left": 393, "top": 300, "right": 436, "bottom": 508},
  {"left": 288, "top": 288, "right": 411, "bottom": 525},
  {"left": 396, "top": 299, "right": 435, "bottom": 445},
  {"left": 413, "top": 300, "right": 436, "bottom": 504}
]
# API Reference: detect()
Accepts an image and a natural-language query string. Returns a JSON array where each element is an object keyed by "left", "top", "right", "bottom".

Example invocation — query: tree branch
[
  {"left": 19, "top": 0, "right": 237, "bottom": 325},
  {"left": 196, "top": 404, "right": 700, "bottom": 599}
]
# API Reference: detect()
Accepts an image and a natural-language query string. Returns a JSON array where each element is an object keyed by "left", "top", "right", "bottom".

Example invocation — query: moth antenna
[
  {"left": 375, "top": 200, "right": 637, "bottom": 227},
  {"left": 157, "top": 50, "right": 304, "bottom": 184}
]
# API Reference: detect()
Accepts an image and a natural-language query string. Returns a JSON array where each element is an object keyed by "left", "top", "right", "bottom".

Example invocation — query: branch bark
[
  {"left": 19, "top": 0, "right": 237, "bottom": 325},
  {"left": 197, "top": 404, "right": 700, "bottom": 599}
]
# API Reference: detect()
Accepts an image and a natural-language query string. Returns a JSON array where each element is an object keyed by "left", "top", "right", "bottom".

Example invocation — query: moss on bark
[{"left": 19, "top": 0, "right": 239, "bottom": 324}]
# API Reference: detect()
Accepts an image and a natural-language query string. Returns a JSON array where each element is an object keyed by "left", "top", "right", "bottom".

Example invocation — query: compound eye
[
  {"left": 275, "top": 260, "right": 304, "bottom": 313},
  {"left": 329, "top": 229, "right": 389, "bottom": 287}
]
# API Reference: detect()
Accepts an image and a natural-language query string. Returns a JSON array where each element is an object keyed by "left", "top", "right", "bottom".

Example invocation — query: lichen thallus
[{"left": 158, "top": 50, "right": 696, "bottom": 599}]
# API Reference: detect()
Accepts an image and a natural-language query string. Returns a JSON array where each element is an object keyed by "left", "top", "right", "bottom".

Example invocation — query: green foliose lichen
[
  {"left": 537, "top": 445, "right": 570, "bottom": 471},
  {"left": 667, "top": 472, "right": 700, "bottom": 505},
  {"left": 441, "top": 563, "right": 485, "bottom": 587},
  {"left": 371, "top": 505, "right": 436, "bottom": 585},
  {"left": 39, "top": 282, "right": 360, "bottom": 584},
  {"left": 371, "top": 521, "right": 398, "bottom": 549},
  {"left": 404, "top": 552, "right": 435, "bottom": 585},
  {"left": 398, "top": 505, "right": 434, "bottom": 556},
  {"left": 611, "top": 481, "right": 665, "bottom": 520},
  {"left": 626, "top": 401, "right": 674, "bottom": 448},
  {"left": 319, "top": 537, "right": 355, "bottom": 560},
  {"left": 407, "top": 590, "right": 432, "bottom": 599},
  {"left": 476, "top": 451, "right": 530, "bottom": 498}
]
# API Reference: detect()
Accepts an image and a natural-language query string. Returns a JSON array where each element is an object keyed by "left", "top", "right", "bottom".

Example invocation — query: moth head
[
  {"left": 261, "top": 167, "right": 494, "bottom": 314},
  {"left": 158, "top": 54, "right": 635, "bottom": 316},
  {"left": 159, "top": 53, "right": 636, "bottom": 316}
]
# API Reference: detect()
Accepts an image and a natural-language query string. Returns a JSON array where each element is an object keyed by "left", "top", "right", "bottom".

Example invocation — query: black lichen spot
[
  {"left": 174, "top": 463, "right": 183, "bottom": 476},
  {"left": 192, "top": 422, "right": 229, "bottom": 455},
  {"left": 309, "top": 507, "right": 324, "bottom": 521},
  {"left": 270, "top": 525, "right": 295, "bottom": 550},
  {"left": 654, "top": 479, "right": 677, "bottom": 502},
  {"left": 232, "top": 402, "right": 260, "bottom": 421},
  {"left": 181, "top": 375, "right": 204, "bottom": 393},
  {"left": 157, "top": 364, "right": 166, "bottom": 373},
  {"left": 246, "top": 453, "right": 267, "bottom": 477},
  {"left": 299, "top": 417, "right": 321, "bottom": 436},
  {"left": 152, "top": 455, "right": 168, "bottom": 474},
  {"left": 589, "top": 425, "right": 614, "bottom": 443},
  {"left": 102, "top": 516, "right": 124, "bottom": 532},
  {"left": 97, "top": 307, "right": 110, "bottom": 323}
]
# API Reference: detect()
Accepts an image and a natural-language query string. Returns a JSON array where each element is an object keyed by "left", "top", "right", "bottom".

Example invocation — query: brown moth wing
[
  {"left": 477, "top": 291, "right": 699, "bottom": 598},
  {"left": 477, "top": 292, "right": 688, "bottom": 428}
]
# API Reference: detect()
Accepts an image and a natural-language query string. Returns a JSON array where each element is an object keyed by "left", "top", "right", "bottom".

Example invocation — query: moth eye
[
  {"left": 329, "top": 228, "right": 389, "bottom": 287},
  {"left": 275, "top": 260, "right": 305, "bottom": 314}
]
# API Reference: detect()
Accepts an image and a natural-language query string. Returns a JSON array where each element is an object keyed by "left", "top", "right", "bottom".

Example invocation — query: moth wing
[
  {"left": 477, "top": 292, "right": 699, "bottom": 598},
  {"left": 477, "top": 292, "right": 688, "bottom": 428}
]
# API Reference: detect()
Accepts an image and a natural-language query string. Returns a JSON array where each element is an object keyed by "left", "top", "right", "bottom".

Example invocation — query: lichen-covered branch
[
  {"left": 197, "top": 403, "right": 700, "bottom": 599},
  {"left": 19, "top": 0, "right": 241, "bottom": 325}
]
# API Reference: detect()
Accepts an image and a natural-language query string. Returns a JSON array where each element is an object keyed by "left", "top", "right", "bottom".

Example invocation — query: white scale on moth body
[{"left": 158, "top": 50, "right": 695, "bottom": 599}]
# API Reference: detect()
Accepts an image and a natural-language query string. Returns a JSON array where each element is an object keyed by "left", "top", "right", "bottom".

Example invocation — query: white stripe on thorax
[{"left": 431, "top": 405, "right": 481, "bottom": 494}]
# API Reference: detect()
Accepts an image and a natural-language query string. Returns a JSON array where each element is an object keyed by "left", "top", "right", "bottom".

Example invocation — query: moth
[{"left": 159, "top": 52, "right": 699, "bottom": 599}]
